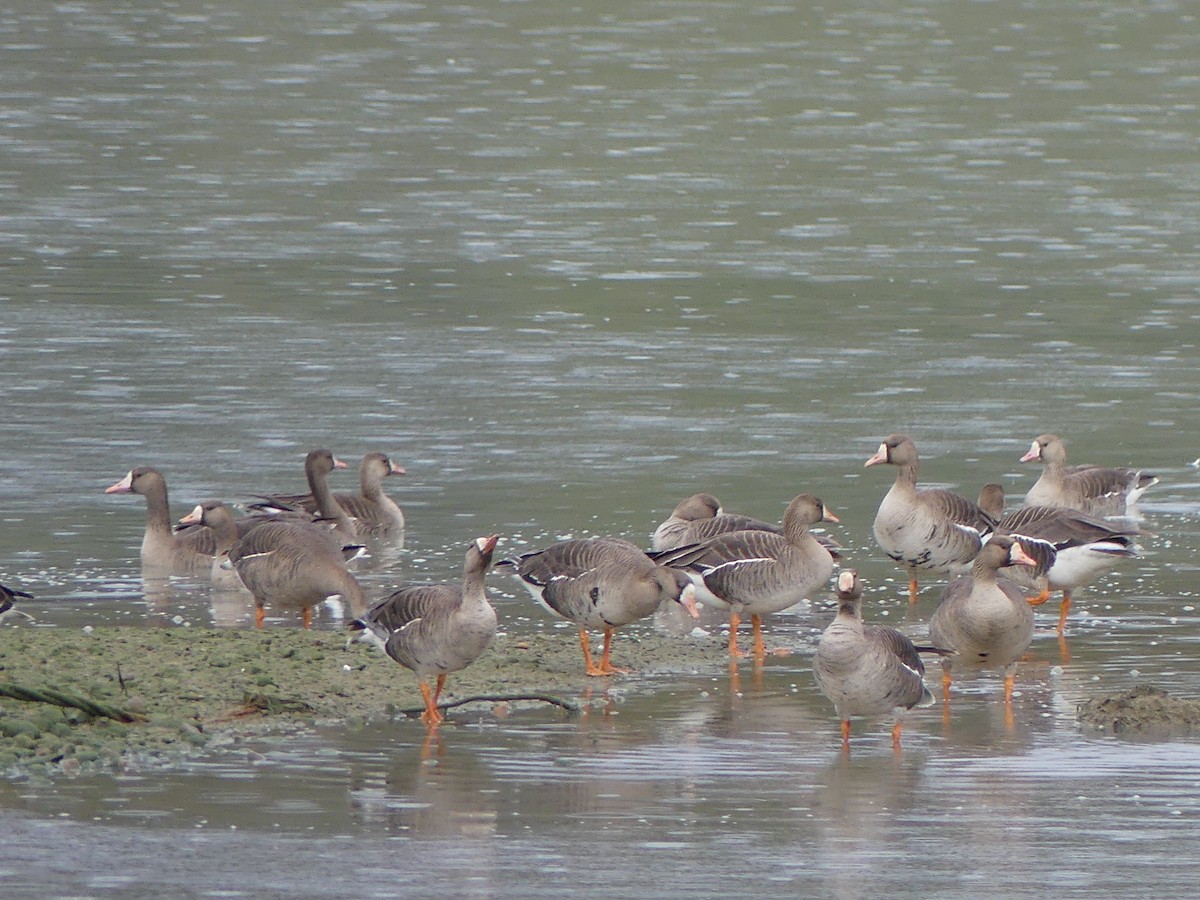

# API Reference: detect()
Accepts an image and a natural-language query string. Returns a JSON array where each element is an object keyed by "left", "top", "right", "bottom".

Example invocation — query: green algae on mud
[{"left": 0, "top": 625, "right": 726, "bottom": 778}]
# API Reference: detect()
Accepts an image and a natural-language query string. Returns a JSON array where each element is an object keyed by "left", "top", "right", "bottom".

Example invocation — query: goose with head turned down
[
  {"left": 220, "top": 516, "right": 367, "bottom": 629},
  {"left": 865, "top": 434, "right": 997, "bottom": 603},
  {"left": 814, "top": 570, "right": 935, "bottom": 751},
  {"left": 105, "top": 467, "right": 215, "bottom": 575},
  {"left": 652, "top": 493, "right": 839, "bottom": 660},
  {"left": 250, "top": 451, "right": 406, "bottom": 537},
  {"left": 927, "top": 535, "right": 1038, "bottom": 704},
  {"left": 977, "top": 483, "right": 1142, "bottom": 635},
  {"left": 1019, "top": 433, "right": 1157, "bottom": 517},
  {"left": 349, "top": 535, "right": 499, "bottom": 727},
  {"left": 498, "top": 537, "right": 699, "bottom": 677}
]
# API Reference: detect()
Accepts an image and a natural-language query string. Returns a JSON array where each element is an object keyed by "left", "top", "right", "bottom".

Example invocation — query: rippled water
[{"left": 4, "top": 0, "right": 1200, "bottom": 895}]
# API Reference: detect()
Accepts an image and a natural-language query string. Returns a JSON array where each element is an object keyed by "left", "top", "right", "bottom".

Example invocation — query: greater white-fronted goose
[
  {"left": 226, "top": 519, "right": 367, "bottom": 628},
  {"left": 927, "top": 535, "right": 1038, "bottom": 703},
  {"left": 651, "top": 492, "right": 842, "bottom": 558},
  {"left": 1, "top": 581, "right": 34, "bottom": 623},
  {"left": 978, "top": 483, "right": 1141, "bottom": 635},
  {"left": 250, "top": 448, "right": 359, "bottom": 541},
  {"left": 250, "top": 451, "right": 406, "bottom": 537},
  {"left": 105, "top": 467, "right": 214, "bottom": 575},
  {"left": 178, "top": 500, "right": 250, "bottom": 591},
  {"left": 350, "top": 535, "right": 498, "bottom": 727},
  {"left": 1020, "top": 433, "right": 1157, "bottom": 516},
  {"left": 814, "top": 570, "right": 934, "bottom": 750},
  {"left": 498, "top": 537, "right": 699, "bottom": 677},
  {"left": 865, "top": 434, "right": 997, "bottom": 603},
  {"left": 653, "top": 493, "right": 839, "bottom": 660}
]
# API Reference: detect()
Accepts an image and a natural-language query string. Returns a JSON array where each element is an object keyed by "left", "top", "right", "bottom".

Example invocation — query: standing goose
[
  {"left": 1019, "top": 433, "right": 1157, "bottom": 516},
  {"left": 1, "top": 581, "right": 34, "bottom": 623},
  {"left": 225, "top": 518, "right": 367, "bottom": 629},
  {"left": 250, "top": 448, "right": 359, "bottom": 541},
  {"left": 250, "top": 451, "right": 406, "bottom": 537},
  {"left": 814, "top": 570, "right": 934, "bottom": 750},
  {"left": 653, "top": 493, "right": 839, "bottom": 660},
  {"left": 652, "top": 492, "right": 842, "bottom": 558},
  {"left": 349, "top": 535, "right": 499, "bottom": 727},
  {"left": 105, "top": 467, "right": 214, "bottom": 575},
  {"left": 865, "top": 434, "right": 997, "bottom": 603},
  {"left": 498, "top": 537, "right": 699, "bottom": 677},
  {"left": 927, "top": 535, "right": 1038, "bottom": 703},
  {"left": 978, "top": 484, "right": 1141, "bottom": 635}
]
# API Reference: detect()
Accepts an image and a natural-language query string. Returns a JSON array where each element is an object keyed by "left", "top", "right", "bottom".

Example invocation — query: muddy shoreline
[
  {"left": 4, "top": 623, "right": 1198, "bottom": 779},
  {"left": 0, "top": 624, "right": 728, "bottom": 778}
]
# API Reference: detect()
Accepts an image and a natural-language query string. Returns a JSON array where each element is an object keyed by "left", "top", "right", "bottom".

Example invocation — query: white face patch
[{"left": 837, "top": 570, "right": 856, "bottom": 593}]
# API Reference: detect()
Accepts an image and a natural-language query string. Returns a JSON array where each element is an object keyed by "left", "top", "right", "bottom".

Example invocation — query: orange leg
[
  {"left": 419, "top": 679, "right": 444, "bottom": 727},
  {"left": 1026, "top": 587, "right": 1051, "bottom": 607},
  {"left": 907, "top": 575, "right": 919, "bottom": 605},
  {"left": 301, "top": 605, "right": 313, "bottom": 629},
  {"left": 255, "top": 604, "right": 266, "bottom": 629},
  {"left": 596, "top": 628, "right": 631, "bottom": 676},
  {"left": 941, "top": 668, "right": 953, "bottom": 702},
  {"left": 727, "top": 611, "right": 748, "bottom": 659},
  {"left": 840, "top": 719, "right": 852, "bottom": 750},
  {"left": 1056, "top": 590, "right": 1072, "bottom": 636},
  {"left": 1003, "top": 672, "right": 1015, "bottom": 704},
  {"left": 751, "top": 614, "right": 767, "bottom": 661},
  {"left": 891, "top": 720, "right": 903, "bottom": 751}
]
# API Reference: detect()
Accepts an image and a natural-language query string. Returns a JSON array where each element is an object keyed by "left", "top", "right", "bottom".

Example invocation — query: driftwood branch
[
  {"left": 0, "top": 682, "right": 147, "bottom": 723},
  {"left": 397, "top": 693, "right": 580, "bottom": 719}
]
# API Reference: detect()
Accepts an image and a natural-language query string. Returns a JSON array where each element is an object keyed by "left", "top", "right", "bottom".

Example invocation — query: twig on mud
[{"left": 396, "top": 693, "right": 580, "bottom": 719}]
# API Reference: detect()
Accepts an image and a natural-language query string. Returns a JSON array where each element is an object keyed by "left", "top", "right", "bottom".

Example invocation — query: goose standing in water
[
  {"left": 105, "top": 467, "right": 215, "bottom": 575},
  {"left": 653, "top": 493, "right": 839, "bottom": 660},
  {"left": 251, "top": 451, "right": 406, "bottom": 537},
  {"left": 1019, "top": 433, "right": 1157, "bottom": 517},
  {"left": 978, "top": 484, "right": 1142, "bottom": 635},
  {"left": 927, "top": 535, "right": 1038, "bottom": 704},
  {"left": 865, "top": 434, "right": 996, "bottom": 603},
  {"left": 224, "top": 518, "right": 367, "bottom": 629},
  {"left": 350, "top": 535, "right": 498, "bottom": 727},
  {"left": 499, "top": 537, "right": 698, "bottom": 677},
  {"left": 814, "top": 570, "right": 935, "bottom": 751}
]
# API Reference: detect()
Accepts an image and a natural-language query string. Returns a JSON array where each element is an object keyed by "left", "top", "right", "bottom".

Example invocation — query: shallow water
[{"left": 3, "top": 0, "right": 1200, "bottom": 895}]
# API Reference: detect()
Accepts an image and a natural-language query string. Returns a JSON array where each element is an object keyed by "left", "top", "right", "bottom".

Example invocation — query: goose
[
  {"left": 250, "top": 451, "right": 406, "bottom": 537},
  {"left": 653, "top": 493, "right": 839, "bottom": 660},
  {"left": 498, "top": 537, "right": 699, "bottom": 677},
  {"left": 927, "top": 535, "right": 1038, "bottom": 703},
  {"left": 1019, "top": 433, "right": 1157, "bottom": 516},
  {"left": 814, "top": 570, "right": 934, "bottom": 750},
  {"left": 1, "top": 581, "right": 34, "bottom": 623},
  {"left": 105, "top": 467, "right": 214, "bottom": 574},
  {"left": 225, "top": 518, "right": 367, "bottom": 628},
  {"left": 178, "top": 500, "right": 251, "bottom": 591},
  {"left": 349, "top": 535, "right": 498, "bottom": 727},
  {"left": 977, "top": 484, "right": 1141, "bottom": 635},
  {"left": 249, "top": 448, "right": 359, "bottom": 541},
  {"left": 865, "top": 434, "right": 997, "bottom": 603},
  {"left": 652, "top": 492, "right": 842, "bottom": 558}
]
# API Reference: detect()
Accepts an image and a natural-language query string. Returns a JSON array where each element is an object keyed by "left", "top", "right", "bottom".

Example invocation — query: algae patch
[
  {"left": 0, "top": 625, "right": 725, "bottom": 778},
  {"left": 1077, "top": 683, "right": 1200, "bottom": 735}
]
